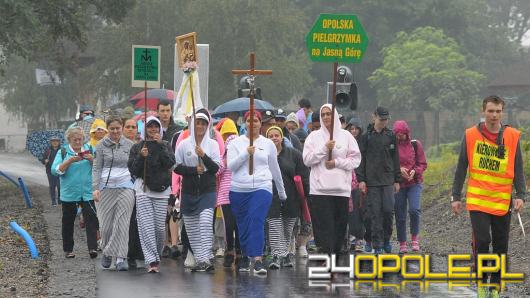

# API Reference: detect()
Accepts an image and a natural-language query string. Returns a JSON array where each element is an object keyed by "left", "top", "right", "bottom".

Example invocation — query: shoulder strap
[
  {"left": 61, "top": 147, "right": 66, "bottom": 160},
  {"left": 411, "top": 140, "right": 417, "bottom": 154}
]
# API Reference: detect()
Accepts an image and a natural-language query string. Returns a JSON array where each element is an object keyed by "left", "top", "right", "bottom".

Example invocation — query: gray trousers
[{"left": 365, "top": 185, "right": 394, "bottom": 249}]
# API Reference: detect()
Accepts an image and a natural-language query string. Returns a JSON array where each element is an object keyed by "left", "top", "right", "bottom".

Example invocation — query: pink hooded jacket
[
  {"left": 302, "top": 104, "right": 361, "bottom": 198},
  {"left": 393, "top": 120, "right": 427, "bottom": 188}
]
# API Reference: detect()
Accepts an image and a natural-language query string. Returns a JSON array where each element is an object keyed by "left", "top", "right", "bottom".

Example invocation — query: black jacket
[
  {"left": 269, "top": 144, "right": 310, "bottom": 218},
  {"left": 128, "top": 140, "right": 175, "bottom": 192},
  {"left": 173, "top": 153, "right": 219, "bottom": 196},
  {"left": 162, "top": 117, "right": 179, "bottom": 143},
  {"left": 356, "top": 124, "right": 401, "bottom": 187},
  {"left": 41, "top": 147, "right": 60, "bottom": 175}
]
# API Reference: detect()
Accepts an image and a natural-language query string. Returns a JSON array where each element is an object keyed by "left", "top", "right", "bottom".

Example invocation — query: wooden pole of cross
[
  {"left": 329, "top": 62, "right": 338, "bottom": 161},
  {"left": 232, "top": 52, "right": 272, "bottom": 175}
]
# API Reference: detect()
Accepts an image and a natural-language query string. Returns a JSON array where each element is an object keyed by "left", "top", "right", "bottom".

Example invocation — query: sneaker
[
  {"left": 101, "top": 255, "right": 112, "bottom": 269},
  {"left": 216, "top": 248, "right": 225, "bottom": 258},
  {"left": 281, "top": 255, "right": 293, "bottom": 268},
  {"left": 307, "top": 239, "right": 317, "bottom": 252},
  {"left": 184, "top": 252, "right": 196, "bottom": 268},
  {"left": 161, "top": 245, "right": 170, "bottom": 258},
  {"left": 298, "top": 246, "right": 308, "bottom": 258},
  {"left": 489, "top": 288, "right": 500, "bottom": 298},
  {"left": 89, "top": 249, "right": 98, "bottom": 259},
  {"left": 147, "top": 262, "right": 159, "bottom": 273},
  {"left": 268, "top": 256, "right": 280, "bottom": 270},
  {"left": 411, "top": 240, "right": 420, "bottom": 252},
  {"left": 223, "top": 254, "right": 234, "bottom": 268},
  {"left": 52, "top": 201, "right": 57, "bottom": 207},
  {"left": 170, "top": 245, "right": 181, "bottom": 259},
  {"left": 477, "top": 287, "right": 488, "bottom": 298},
  {"left": 128, "top": 259, "right": 137, "bottom": 269},
  {"left": 65, "top": 252, "right": 75, "bottom": 258},
  {"left": 354, "top": 240, "right": 364, "bottom": 253},
  {"left": 364, "top": 242, "right": 373, "bottom": 253},
  {"left": 237, "top": 256, "right": 251, "bottom": 272},
  {"left": 116, "top": 261, "right": 129, "bottom": 271},
  {"left": 399, "top": 242, "right": 408, "bottom": 254},
  {"left": 253, "top": 260, "right": 267, "bottom": 275},
  {"left": 384, "top": 241, "right": 392, "bottom": 253},
  {"left": 374, "top": 248, "right": 384, "bottom": 254},
  {"left": 191, "top": 261, "right": 214, "bottom": 272}
]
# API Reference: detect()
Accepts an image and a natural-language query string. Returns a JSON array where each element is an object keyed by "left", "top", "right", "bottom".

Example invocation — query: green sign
[
  {"left": 131, "top": 45, "right": 161, "bottom": 88},
  {"left": 306, "top": 14, "right": 368, "bottom": 63}
]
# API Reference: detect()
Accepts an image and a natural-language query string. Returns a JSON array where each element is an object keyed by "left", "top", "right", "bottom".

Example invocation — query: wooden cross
[{"left": 232, "top": 52, "right": 272, "bottom": 175}]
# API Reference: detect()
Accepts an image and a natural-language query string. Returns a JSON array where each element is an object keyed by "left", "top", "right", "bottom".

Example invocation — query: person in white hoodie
[
  {"left": 303, "top": 104, "right": 361, "bottom": 255},
  {"left": 227, "top": 110, "right": 287, "bottom": 275}
]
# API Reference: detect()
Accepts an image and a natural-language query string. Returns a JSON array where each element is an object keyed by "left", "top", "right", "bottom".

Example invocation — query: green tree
[{"left": 368, "top": 27, "right": 485, "bottom": 147}]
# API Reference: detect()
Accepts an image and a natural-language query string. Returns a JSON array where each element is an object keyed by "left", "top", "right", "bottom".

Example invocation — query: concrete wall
[{"left": 0, "top": 104, "right": 27, "bottom": 152}]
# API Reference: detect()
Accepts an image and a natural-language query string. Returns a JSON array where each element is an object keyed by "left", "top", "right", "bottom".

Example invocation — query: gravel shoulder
[{"left": 0, "top": 178, "right": 97, "bottom": 298}]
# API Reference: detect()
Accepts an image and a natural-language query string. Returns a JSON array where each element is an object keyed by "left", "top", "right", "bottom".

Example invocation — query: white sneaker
[
  {"left": 184, "top": 252, "right": 196, "bottom": 268},
  {"left": 298, "top": 246, "right": 308, "bottom": 258},
  {"left": 216, "top": 248, "right": 225, "bottom": 258}
]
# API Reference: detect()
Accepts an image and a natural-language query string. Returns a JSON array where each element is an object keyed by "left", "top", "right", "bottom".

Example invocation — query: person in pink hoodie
[
  {"left": 302, "top": 104, "right": 361, "bottom": 255},
  {"left": 392, "top": 120, "right": 427, "bottom": 253}
]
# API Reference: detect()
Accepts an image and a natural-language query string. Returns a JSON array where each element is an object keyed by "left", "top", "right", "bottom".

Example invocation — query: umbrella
[
  {"left": 211, "top": 97, "right": 275, "bottom": 118},
  {"left": 26, "top": 129, "right": 65, "bottom": 160},
  {"left": 129, "top": 88, "right": 174, "bottom": 111}
]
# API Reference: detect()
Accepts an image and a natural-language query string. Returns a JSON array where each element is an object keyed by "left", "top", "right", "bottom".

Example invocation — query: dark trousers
[
  {"left": 46, "top": 172, "right": 60, "bottom": 204},
  {"left": 62, "top": 201, "right": 98, "bottom": 252},
  {"left": 366, "top": 186, "right": 394, "bottom": 249},
  {"left": 309, "top": 195, "right": 349, "bottom": 255},
  {"left": 348, "top": 189, "right": 365, "bottom": 239},
  {"left": 470, "top": 210, "right": 511, "bottom": 285},
  {"left": 222, "top": 204, "right": 240, "bottom": 253},
  {"left": 128, "top": 203, "right": 144, "bottom": 260}
]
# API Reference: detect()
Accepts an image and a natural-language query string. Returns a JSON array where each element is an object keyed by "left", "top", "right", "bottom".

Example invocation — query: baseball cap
[{"left": 374, "top": 106, "right": 390, "bottom": 120}]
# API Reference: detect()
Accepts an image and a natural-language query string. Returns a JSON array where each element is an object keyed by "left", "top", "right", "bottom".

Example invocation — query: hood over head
[
  {"left": 393, "top": 120, "right": 411, "bottom": 139},
  {"left": 189, "top": 108, "right": 214, "bottom": 149},
  {"left": 141, "top": 116, "right": 163, "bottom": 140},
  {"left": 319, "top": 104, "right": 342, "bottom": 139}
]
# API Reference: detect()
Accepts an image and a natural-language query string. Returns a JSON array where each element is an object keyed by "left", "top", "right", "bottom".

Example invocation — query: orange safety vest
[{"left": 465, "top": 126, "right": 520, "bottom": 216}]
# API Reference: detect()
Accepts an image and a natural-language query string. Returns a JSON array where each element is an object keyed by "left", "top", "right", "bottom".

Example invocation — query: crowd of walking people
[{"left": 42, "top": 97, "right": 433, "bottom": 275}]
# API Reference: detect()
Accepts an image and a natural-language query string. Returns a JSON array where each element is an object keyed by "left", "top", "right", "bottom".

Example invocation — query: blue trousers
[
  {"left": 394, "top": 183, "right": 422, "bottom": 242},
  {"left": 229, "top": 190, "right": 272, "bottom": 257}
]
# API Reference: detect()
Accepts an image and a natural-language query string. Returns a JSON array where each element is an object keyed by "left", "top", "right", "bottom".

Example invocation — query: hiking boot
[
  {"left": 223, "top": 254, "right": 235, "bottom": 268},
  {"left": 170, "top": 245, "right": 181, "bottom": 259},
  {"left": 268, "top": 256, "right": 280, "bottom": 270},
  {"left": 101, "top": 255, "right": 112, "bottom": 269},
  {"left": 238, "top": 256, "right": 250, "bottom": 272},
  {"left": 191, "top": 261, "right": 214, "bottom": 273},
  {"left": 354, "top": 240, "right": 364, "bottom": 253},
  {"left": 89, "top": 249, "right": 98, "bottom": 259},
  {"left": 383, "top": 241, "right": 392, "bottom": 253},
  {"left": 253, "top": 260, "right": 267, "bottom": 275},
  {"left": 364, "top": 242, "right": 373, "bottom": 253},
  {"left": 116, "top": 261, "right": 129, "bottom": 271},
  {"left": 399, "top": 242, "right": 408, "bottom": 254},
  {"left": 161, "top": 245, "right": 170, "bottom": 258},
  {"left": 411, "top": 240, "right": 420, "bottom": 252},
  {"left": 298, "top": 246, "right": 308, "bottom": 258},
  {"left": 281, "top": 255, "right": 293, "bottom": 268}
]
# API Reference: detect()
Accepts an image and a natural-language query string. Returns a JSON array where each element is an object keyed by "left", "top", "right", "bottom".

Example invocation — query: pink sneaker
[
  {"left": 411, "top": 240, "right": 420, "bottom": 252},
  {"left": 399, "top": 242, "right": 408, "bottom": 254}
]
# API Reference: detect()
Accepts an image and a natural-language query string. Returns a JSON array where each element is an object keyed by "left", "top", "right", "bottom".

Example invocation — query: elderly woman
[
  {"left": 92, "top": 117, "right": 135, "bottom": 271},
  {"left": 227, "top": 111, "right": 287, "bottom": 275},
  {"left": 265, "top": 126, "right": 309, "bottom": 269},
  {"left": 128, "top": 116, "right": 175, "bottom": 273},
  {"left": 52, "top": 127, "right": 98, "bottom": 259},
  {"left": 123, "top": 118, "right": 139, "bottom": 142}
]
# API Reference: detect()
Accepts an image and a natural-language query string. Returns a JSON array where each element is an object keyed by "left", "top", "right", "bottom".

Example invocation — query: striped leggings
[
  {"left": 97, "top": 188, "right": 135, "bottom": 258},
  {"left": 267, "top": 217, "right": 296, "bottom": 257},
  {"left": 183, "top": 208, "right": 214, "bottom": 263},
  {"left": 136, "top": 194, "right": 167, "bottom": 265}
]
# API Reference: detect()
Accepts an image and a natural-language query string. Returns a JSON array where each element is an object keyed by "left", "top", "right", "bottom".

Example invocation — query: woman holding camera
[{"left": 52, "top": 126, "right": 98, "bottom": 259}]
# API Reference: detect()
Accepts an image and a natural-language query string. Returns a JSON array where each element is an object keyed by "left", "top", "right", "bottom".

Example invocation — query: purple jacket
[{"left": 393, "top": 120, "right": 427, "bottom": 188}]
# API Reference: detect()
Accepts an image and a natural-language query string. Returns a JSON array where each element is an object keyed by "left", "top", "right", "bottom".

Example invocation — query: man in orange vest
[{"left": 451, "top": 95, "right": 525, "bottom": 295}]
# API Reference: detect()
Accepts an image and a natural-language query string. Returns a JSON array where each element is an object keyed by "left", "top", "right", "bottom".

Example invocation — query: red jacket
[{"left": 393, "top": 120, "right": 427, "bottom": 188}]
